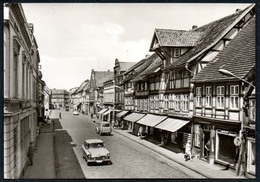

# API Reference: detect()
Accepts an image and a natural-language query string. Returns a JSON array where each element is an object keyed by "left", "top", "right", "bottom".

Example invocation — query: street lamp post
[
  {"left": 218, "top": 68, "right": 254, "bottom": 176},
  {"left": 218, "top": 69, "right": 255, "bottom": 89}
]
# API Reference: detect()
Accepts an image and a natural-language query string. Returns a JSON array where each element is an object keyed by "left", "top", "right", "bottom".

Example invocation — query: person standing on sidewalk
[
  {"left": 59, "top": 112, "right": 62, "bottom": 119},
  {"left": 27, "top": 141, "right": 34, "bottom": 166},
  {"left": 185, "top": 141, "right": 192, "bottom": 161}
]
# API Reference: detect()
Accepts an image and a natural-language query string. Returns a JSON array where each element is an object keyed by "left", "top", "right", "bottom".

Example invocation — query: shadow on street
[{"left": 53, "top": 119, "right": 85, "bottom": 179}]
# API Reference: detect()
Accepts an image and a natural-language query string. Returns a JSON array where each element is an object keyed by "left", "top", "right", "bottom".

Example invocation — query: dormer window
[{"left": 174, "top": 48, "right": 180, "bottom": 57}]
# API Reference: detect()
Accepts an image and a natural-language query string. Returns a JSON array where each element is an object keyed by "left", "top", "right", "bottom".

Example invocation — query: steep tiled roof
[
  {"left": 123, "top": 53, "right": 158, "bottom": 82},
  {"left": 51, "top": 89, "right": 66, "bottom": 94},
  {"left": 119, "top": 62, "right": 137, "bottom": 72},
  {"left": 95, "top": 71, "right": 114, "bottom": 87},
  {"left": 76, "top": 80, "right": 89, "bottom": 93},
  {"left": 166, "top": 4, "right": 254, "bottom": 69},
  {"left": 153, "top": 29, "right": 203, "bottom": 47},
  {"left": 192, "top": 17, "right": 255, "bottom": 83},
  {"left": 132, "top": 54, "right": 162, "bottom": 82}
]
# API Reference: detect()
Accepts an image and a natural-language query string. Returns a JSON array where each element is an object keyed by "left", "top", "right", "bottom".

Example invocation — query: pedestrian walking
[
  {"left": 27, "top": 141, "right": 34, "bottom": 166},
  {"left": 204, "top": 140, "right": 210, "bottom": 158},
  {"left": 185, "top": 141, "right": 192, "bottom": 161},
  {"left": 59, "top": 112, "right": 61, "bottom": 119}
]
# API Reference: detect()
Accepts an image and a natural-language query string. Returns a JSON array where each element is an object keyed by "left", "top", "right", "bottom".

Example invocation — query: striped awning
[
  {"left": 123, "top": 113, "right": 146, "bottom": 122},
  {"left": 116, "top": 110, "right": 129, "bottom": 118},
  {"left": 103, "top": 110, "right": 112, "bottom": 115},
  {"left": 155, "top": 118, "right": 190, "bottom": 133},
  {"left": 136, "top": 114, "right": 167, "bottom": 127},
  {"left": 98, "top": 108, "right": 108, "bottom": 114}
]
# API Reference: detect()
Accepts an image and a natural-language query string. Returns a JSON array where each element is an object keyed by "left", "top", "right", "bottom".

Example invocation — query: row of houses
[{"left": 70, "top": 4, "right": 255, "bottom": 177}]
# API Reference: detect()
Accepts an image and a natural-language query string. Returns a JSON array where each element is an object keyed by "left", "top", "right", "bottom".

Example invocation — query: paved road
[{"left": 55, "top": 110, "right": 204, "bottom": 179}]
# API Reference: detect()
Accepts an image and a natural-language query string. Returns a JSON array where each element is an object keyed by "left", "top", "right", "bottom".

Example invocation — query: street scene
[{"left": 3, "top": 2, "right": 256, "bottom": 179}]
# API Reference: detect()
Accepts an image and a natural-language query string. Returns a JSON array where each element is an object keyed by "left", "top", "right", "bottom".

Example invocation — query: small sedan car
[
  {"left": 73, "top": 110, "right": 79, "bottom": 115},
  {"left": 82, "top": 139, "right": 111, "bottom": 165},
  {"left": 96, "top": 122, "right": 112, "bottom": 135}
]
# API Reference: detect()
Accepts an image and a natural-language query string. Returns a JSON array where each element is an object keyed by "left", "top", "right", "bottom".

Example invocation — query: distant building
[
  {"left": 113, "top": 59, "right": 137, "bottom": 111},
  {"left": 89, "top": 69, "right": 113, "bottom": 115},
  {"left": 51, "top": 89, "right": 70, "bottom": 109}
]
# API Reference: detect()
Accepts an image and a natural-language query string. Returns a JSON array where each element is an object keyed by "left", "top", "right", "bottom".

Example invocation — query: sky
[{"left": 21, "top": 3, "right": 251, "bottom": 91}]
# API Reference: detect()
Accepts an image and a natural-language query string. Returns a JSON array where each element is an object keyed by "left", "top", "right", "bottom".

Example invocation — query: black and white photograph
[{"left": 3, "top": 2, "right": 256, "bottom": 179}]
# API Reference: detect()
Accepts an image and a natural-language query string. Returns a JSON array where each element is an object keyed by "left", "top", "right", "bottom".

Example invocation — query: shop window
[
  {"left": 194, "top": 125, "right": 200, "bottom": 147},
  {"left": 171, "top": 132, "right": 177, "bottom": 144},
  {"left": 216, "top": 86, "right": 225, "bottom": 108},
  {"left": 216, "top": 131, "right": 237, "bottom": 165},
  {"left": 230, "top": 85, "right": 239, "bottom": 109},
  {"left": 247, "top": 138, "right": 255, "bottom": 174},
  {"left": 196, "top": 87, "right": 202, "bottom": 107}
]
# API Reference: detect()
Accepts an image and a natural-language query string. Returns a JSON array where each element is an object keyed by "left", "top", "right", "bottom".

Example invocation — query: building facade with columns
[{"left": 4, "top": 3, "right": 40, "bottom": 178}]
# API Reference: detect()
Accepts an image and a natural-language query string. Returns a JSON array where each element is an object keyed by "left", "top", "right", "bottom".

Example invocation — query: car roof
[{"left": 84, "top": 139, "right": 104, "bottom": 144}]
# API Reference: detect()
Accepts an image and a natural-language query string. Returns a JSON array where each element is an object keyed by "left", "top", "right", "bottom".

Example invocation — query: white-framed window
[
  {"left": 183, "top": 94, "right": 189, "bottom": 111},
  {"left": 174, "top": 48, "right": 181, "bottom": 57},
  {"left": 196, "top": 87, "right": 202, "bottom": 107},
  {"left": 175, "top": 95, "right": 180, "bottom": 110},
  {"left": 216, "top": 86, "right": 225, "bottom": 108},
  {"left": 169, "top": 94, "right": 175, "bottom": 110},
  {"left": 249, "top": 99, "right": 256, "bottom": 121},
  {"left": 164, "top": 95, "right": 169, "bottom": 110},
  {"left": 205, "top": 86, "right": 212, "bottom": 107},
  {"left": 155, "top": 95, "right": 159, "bottom": 109},
  {"left": 230, "top": 85, "right": 239, "bottom": 109}
]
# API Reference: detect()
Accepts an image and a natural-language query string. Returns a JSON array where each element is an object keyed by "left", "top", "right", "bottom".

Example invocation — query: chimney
[
  {"left": 236, "top": 9, "right": 241, "bottom": 12},
  {"left": 192, "top": 25, "right": 198, "bottom": 30},
  {"left": 28, "top": 23, "right": 34, "bottom": 34}
]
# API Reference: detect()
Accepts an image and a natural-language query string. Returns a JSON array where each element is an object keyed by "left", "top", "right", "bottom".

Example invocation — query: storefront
[
  {"left": 215, "top": 129, "right": 238, "bottom": 165},
  {"left": 97, "top": 108, "right": 108, "bottom": 121},
  {"left": 116, "top": 110, "right": 130, "bottom": 128},
  {"left": 155, "top": 117, "right": 190, "bottom": 152},
  {"left": 193, "top": 116, "right": 241, "bottom": 166},
  {"left": 136, "top": 114, "right": 167, "bottom": 141},
  {"left": 123, "top": 112, "right": 146, "bottom": 132}
]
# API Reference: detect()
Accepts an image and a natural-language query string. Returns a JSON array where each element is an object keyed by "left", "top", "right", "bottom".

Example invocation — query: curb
[{"left": 113, "top": 129, "right": 211, "bottom": 178}]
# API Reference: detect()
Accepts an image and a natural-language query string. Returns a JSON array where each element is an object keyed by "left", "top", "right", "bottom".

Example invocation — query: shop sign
[{"left": 234, "top": 136, "right": 242, "bottom": 146}]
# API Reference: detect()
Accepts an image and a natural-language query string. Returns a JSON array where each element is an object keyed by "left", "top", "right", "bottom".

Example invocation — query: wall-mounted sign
[{"left": 234, "top": 136, "right": 242, "bottom": 146}]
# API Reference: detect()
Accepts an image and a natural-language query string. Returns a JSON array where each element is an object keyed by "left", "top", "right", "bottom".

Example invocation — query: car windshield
[
  {"left": 102, "top": 123, "right": 110, "bottom": 127},
  {"left": 89, "top": 142, "right": 104, "bottom": 148}
]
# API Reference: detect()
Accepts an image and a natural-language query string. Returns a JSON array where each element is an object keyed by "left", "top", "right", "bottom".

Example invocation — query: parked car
[
  {"left": 96, "top": 122, "right": 112, "bottom": 135},
  {"left": 82, "top": 139, "right": 111, "bottom": 165},
  {"left": 73, "top": 110, "right": 79, "bottom": 115}
]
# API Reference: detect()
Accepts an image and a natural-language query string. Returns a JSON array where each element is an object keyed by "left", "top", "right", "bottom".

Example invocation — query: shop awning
[
  {"left": 103, "top": 109, "right": 112, "bottom": 115},
  {"left": 116, "top": 110, "right": 129, "bottom": 118},
  {"left": 136, "top": 114, "right": 167, "bottom": 127},
  {"left": 98, "top": 108, "right": 108, "bottom": 114},
  {"left": 73, "top": 103, "right": 80, "bottom": 108},
  {"left": 155, "top": 118, "right": 190, "bottom": 133},
  {"left": 123, "top": 113, "right": 146, "bottom": 122}
]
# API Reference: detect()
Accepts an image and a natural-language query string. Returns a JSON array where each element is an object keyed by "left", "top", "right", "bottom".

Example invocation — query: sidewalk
[
  {"left": 113, "top": 128, "right": 247, "bottom": 179},
  {"left": 23, "top": 114, "right": 57, "bottom": 179}
]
